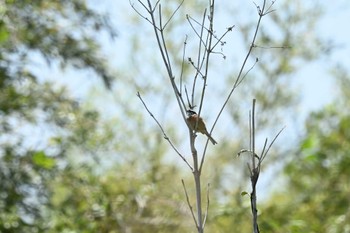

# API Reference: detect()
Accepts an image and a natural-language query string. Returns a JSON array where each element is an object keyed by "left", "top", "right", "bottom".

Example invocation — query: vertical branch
[
  {"left": 189, "top": 126, "right": 204, "bottom": 233},
  {"left": 179, "top": 36, "right": 188, "bottom": 96},
  {"left": 201, "top": 0, "right": 273, "bottom": 173},
  {"left": 187, "top": 1, "right": 216, "bottom": 231},
  {"left": 190, "top": 9, "right": 207, "bottom": 107},
  {"left": 143, "top": 0, "right": 188, "bottom": 122},
  {"left": 132, "top": 1, "right": 278, "bottom": 233},
  {"left": 202, "top": 183, "right": 210, "bottom": 228},
  {"left": 198, "top": 0, "right": 215, "bottom": 118},
  {"left": 251, "top": 99, "right": 256, "bottom": 170},
  {"left": 210, "top": 0, "right": 270, "bottom": 139},
  {"left": 238, "top": 98, "right": 284, "bottom": 233},
  {"left": 250, "top": 99, "right": 259, "bottom": 233},
  {"left": 193, "top": 167, "right": 203, "bottom": 233},
  {"left": 197, "top": 0, "right": 216, "bottom": 173},
  {"left": 193, "top": 1, "right": 216, "bottom": 231}
]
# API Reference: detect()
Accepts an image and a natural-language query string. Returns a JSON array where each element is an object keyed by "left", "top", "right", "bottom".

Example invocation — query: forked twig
[
  {"left": 259, "top": 126, "right": 285, "bottom": 165},
  {"left": 209, "top": 0, "right": 270, "bottom": 142},
  {"left": 239, "top": 98, "right": 284, "bottom": 233},
  {"left": 200, "top": 0, "right": 271, "bottom": 173}
]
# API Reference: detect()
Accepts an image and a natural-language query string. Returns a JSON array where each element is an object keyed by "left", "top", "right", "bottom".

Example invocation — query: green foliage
[
  {"left": 1, "top": 0, "right": 115, "bottom": 88},
  {"left": 42, "top": 159, "right": 192, "bottom": 233},
  {"left": 260, "top": 102, "right": 350, "bottom": 232},
  {"left": 0, "top": 0, "right": 117, "bottom": 232},
  {"left": 32, "top": 151, "right": 56, "bottom": 169},
  {"left": 1, "top": 0, "right": 347, "bottom": 232}
]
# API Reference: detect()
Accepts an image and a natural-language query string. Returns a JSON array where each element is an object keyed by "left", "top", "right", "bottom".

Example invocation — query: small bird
[{"left": 186, "top": 110, "right": 217, "bottom": 145}]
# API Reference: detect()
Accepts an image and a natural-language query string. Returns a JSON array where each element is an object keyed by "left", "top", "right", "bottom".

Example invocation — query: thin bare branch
[
  {"left": 188, "top": 9, "right": 208, "bottom": 107},
  {"left": 259, "top": 126, "right": 285, "bottom": 164},
  {"left": 137, "top": 92, "right": 193, "bottom": 170},
  {"left": 249, "top": 110, "right": 252, "bottom": 150},
  {"left": 236, "top": 57, "right": 259, "bottom": 87},
  {"left": 188, "top": 57, "right": 205, "bottom": 79},
  {"left": 260, "top": 138, "right": 269, "bottom": 160},
  {"left": 182, "top": 179, "right": 199, "bottom": 229},
  {"left": 159, "top": 5, "right": 173, "bottom": 71},
  {"left": 137, "top": 0, "right": 151, "bottom": 12},
  {"left": 209, "top": 0, "right": 269, "bottom": 148},
  {"left": 163, "top": 0, "right": 184, "bottom": 29},
  {"left": 210, "top": 25, "right": 235, "bottom": 51},
  {"left": 141, "top": 0, "right": 188, "bottom": 124},
  {"left": 130, "top": 0, "right": 159, "bottom": 28},
  {"left": 252, "top": 99, "right": 256, "bottom": 169},
  {"left": 195, "top": 9, "right": 209, "bottom": 78},
  {"left": 187, "top": 14, "right": 233, "bottom": 57},
  {"left": 179, "top": 36, "right": 188, "bottom": 95},
  {"left": 185, "top": 86, "right": 192, "bottom": 108},
  {"left": 241, "top": 98, "right": 284, "bottom": 233},
  {"left": 202, "top": 183, "right": 210, "bottom": 228},
  {"left": 186, "top": 14, "right": 208, "bottom": 47},
  {"left": 254, "top": 44, "right": 291, "bottom": 49},
  {"left": 264, "top": 0, "right": 277, "bottom": 16},
  {"left": 199, "top": 0, "right": 216, "bottom": 173},
  {"left": 249, "top": 99, "right": 259, "bottom": 233}
]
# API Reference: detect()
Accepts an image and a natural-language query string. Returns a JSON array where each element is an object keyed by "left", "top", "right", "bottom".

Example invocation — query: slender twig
[
  {"left": 239, "top": 98, "right": 284, "bottom": 233},
  {"left": 182, "top": 179, "right": 198, "bottom": 227},
  {"left": 189, "top": 9, "right": 207, "bottom": 107},
  {"left": 163, "top": 0, "right": 184, "bottom": 29},
  {"left": 188, "top": 58, "right": 206, "bottom": 79},
  {"left": 129, "top": 0, "right": 160, "bottom": 29},
  {"left": 197, "top": 0, "right": 215, "bottom": 173},
  {"left": 179, "top": 36, "right": 188, "bottom": 96},
  {"left": 209, "top": 0, "right": 269, "bottom": 142},
  {"left": 186, "top": 13, "right": 209, "bottom": 50},
  {"left": 249, "top": 110, "right": 252, "bottom": 151},
  {"left": 202, "top": 183, "right": 210, "bottom": 228},
  {"left": 236, "top": 58, "right": 259, "bottom": 88},
  {"left": 142, "top": 0, "right": 188, "bottom": 124},
  {"left": 137, "top": 92, "right": 193, "bottom": 170},
  {"left": 210, "top": 25, "right": 235, "bottom": 51},
  {"left": 250, "top": 99, "right": 259, "bottom": 233},
  {"left": 254, "top": 44, "right": 291, "bottom": 49},
  {"left": 259, "top": 126, "right": 285, "bottom": 165},
  {"left": 260, "top": 138, "right": 268, "bottom": 160},
  {"left": 201, "top": 0, "right": 269, "bottom": 173},
  {"left": 251, "top": 99, "right": 256, "bottom": 170}
]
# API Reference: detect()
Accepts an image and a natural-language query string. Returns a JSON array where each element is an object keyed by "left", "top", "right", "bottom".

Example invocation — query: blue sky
[
  {"left": 28, "top": 0, "right": 350, "bottom": 198},
  {"left": 46, "top": 0, "right": 350, "bottom": 137}
]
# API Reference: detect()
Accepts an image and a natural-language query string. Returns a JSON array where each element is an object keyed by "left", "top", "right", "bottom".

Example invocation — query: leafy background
[{"left": 0, "top": 0, "right": 349, "bottom": 232}]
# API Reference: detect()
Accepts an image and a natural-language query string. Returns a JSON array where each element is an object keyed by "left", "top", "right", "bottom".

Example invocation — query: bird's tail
[{"left": 206, "top": 133, "right": 217, "bottom": 145}]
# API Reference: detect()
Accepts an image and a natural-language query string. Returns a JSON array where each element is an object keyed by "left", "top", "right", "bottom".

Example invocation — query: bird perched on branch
[{"left": 186, "top": 110, "right": 217, "bottom": 145}]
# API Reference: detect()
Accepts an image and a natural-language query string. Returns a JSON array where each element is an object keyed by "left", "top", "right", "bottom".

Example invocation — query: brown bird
[{"left": 186, "top": 110, "right": 217, "bottom": 145}]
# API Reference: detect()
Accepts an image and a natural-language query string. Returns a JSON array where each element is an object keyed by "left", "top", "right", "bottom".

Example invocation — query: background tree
[
  {"left": 0, "top": 1, "right": 116, "bottom": 232},
  {"left": 1, "top": 0, "right": 348, "bottom": 232},
  {"left": 258, "top": 70, "right": 350, "bottom": 233}
]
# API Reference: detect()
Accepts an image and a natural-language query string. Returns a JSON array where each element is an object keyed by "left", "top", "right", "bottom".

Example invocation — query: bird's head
[{"left": 186, "top": 109, "right": 197, "bottom": 117}]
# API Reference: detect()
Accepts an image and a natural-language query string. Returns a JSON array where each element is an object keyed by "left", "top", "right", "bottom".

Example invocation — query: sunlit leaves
[
  {"left": 32, "top": 151, "right": 56, "bottom": 169},
  {"left": 264, "top": 100, "right": 350, "bottom": 232}
]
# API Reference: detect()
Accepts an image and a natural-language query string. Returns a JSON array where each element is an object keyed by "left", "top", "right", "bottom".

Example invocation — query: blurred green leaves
[
  {"left": 32, "top": 151, "right": 55, "bottom": 169},
  {"left": 0, "top": 0, "right": 116, "bottom": 232},
  {"left": 0, "top": 0, "right": 349, "bottom": 232},
  {"left": 261, "top": 100, "right": 350, "bottom": 232}
]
